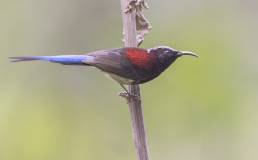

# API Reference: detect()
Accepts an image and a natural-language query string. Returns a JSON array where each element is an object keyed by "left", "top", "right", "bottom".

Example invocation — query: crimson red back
[{"left": 125, "top": 48, "right": 157, "bottom": 70}]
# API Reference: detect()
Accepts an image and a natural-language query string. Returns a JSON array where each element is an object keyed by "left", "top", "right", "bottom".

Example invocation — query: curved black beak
[{"left": 177, "top": 51, "right": 198, "bottom": 58}]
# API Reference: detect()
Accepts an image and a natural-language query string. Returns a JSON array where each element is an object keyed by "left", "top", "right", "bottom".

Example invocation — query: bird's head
[{"left": 148, "top": 46, "right": 198, "bottom": 68}]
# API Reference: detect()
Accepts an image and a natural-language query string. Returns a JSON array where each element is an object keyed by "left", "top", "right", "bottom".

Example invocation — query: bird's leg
[
  {"left": 119, "top": 83, "right": 131, "bottom": 99},
  {"left": 118, "top": 83, "right": 140, "bottom": 101},
  {"left": 120, "top": 83, "right": 130, "bottom": 94}
]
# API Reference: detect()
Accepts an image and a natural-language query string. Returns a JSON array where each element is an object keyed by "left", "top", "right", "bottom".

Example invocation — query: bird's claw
[{"left": 119, "top": 91, "right": 141, "bottom": 101}]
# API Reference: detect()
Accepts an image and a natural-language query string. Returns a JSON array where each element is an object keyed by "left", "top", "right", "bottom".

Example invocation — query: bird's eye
[{"left": 164, "top": 50, "right": 170, "bottom": 53}]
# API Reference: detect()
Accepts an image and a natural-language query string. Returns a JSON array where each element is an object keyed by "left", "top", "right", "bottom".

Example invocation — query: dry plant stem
[{"left": 120, "top": 0, "right": 150, "bottom": 160}]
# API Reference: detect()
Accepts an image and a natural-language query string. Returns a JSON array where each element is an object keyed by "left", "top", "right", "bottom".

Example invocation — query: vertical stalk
[{"left": 120, "top": 0, "right": 150, "bottom": 160}]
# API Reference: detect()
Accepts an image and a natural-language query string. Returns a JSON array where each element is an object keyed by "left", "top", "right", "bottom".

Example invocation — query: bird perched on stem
[{"left": 10, "top": 46, "right": 197, "bottom": 98}]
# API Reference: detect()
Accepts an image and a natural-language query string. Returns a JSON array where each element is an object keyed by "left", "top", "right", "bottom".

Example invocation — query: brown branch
[{"left": 120, "top": 0, "right": 150, "bottom": 160}]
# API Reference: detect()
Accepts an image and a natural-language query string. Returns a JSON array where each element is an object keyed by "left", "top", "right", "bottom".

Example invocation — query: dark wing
[{"left": 83, "top": 48, "right": 132, "bottom": 78}]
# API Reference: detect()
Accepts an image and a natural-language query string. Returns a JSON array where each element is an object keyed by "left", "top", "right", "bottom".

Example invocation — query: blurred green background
[{"left": 1, "top": 0, "right": 258, "bottom": 160}]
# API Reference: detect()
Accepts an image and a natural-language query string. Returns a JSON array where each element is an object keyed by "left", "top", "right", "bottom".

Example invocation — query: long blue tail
[{"left": 9, "top": 55, "right": 94, "bottom": 65}]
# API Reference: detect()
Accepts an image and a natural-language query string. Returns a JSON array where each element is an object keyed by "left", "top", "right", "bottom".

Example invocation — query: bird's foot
[{"left": 119, "top": 91, "right": 141, "bottom": 102}]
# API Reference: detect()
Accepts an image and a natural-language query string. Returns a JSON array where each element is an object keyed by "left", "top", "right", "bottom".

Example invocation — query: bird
[{"left": 10, "top": 46, "right": 198, "bottom": 98}]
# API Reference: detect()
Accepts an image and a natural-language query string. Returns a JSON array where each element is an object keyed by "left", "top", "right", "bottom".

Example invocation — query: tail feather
[
  {"left": 9, "top": 55, "right": 94, "bottom": 65},
  {"left": 9, "top": 56, "right": 51, "bottom": 62}
]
